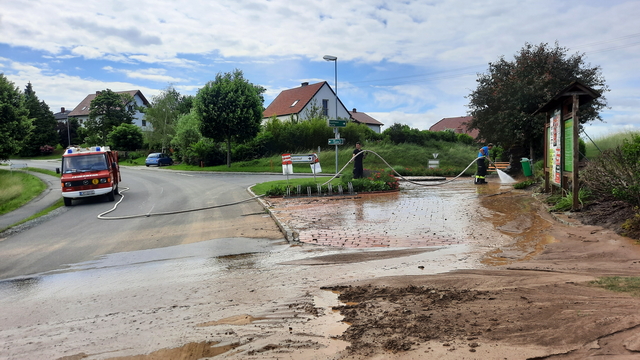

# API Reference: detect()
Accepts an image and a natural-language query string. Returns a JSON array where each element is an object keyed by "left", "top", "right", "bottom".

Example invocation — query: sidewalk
[{"left": 0, "top": 170, "right": 61, "bottom": 231}]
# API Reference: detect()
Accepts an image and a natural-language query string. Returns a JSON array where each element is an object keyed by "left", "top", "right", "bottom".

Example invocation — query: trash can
[{"left": 521, "top": 158, "right": 532, "bottom": 177}]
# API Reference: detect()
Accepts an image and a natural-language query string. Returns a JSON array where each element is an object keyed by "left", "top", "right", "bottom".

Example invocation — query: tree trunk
[{"left": 226, "top": 137, "right": 231, "bottom": 168}]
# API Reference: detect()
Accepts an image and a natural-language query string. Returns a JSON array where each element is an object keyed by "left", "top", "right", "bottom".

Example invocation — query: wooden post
[
  {"left": 544, "top": 120, "right": 550, "bottom": 193},
  {"left": 572, "top": 94, "right": 580, "bottom": 211}
]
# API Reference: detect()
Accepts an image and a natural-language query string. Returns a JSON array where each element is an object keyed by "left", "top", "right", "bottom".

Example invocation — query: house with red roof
[
  {"left": 263, "top": 81, "right": 350, "bottom": 122},
  {"left": 68, "top": 90, "right": 151, "bottom": 130},
  {"left": 349, "top": 108, "right": 384, "bottom": 134},
  {"left": 428, "top": 116, "right": 479, "bottom": 138}
]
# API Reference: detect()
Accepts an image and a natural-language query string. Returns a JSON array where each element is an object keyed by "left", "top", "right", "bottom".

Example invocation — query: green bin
[{"left": 521, "top": 158, "right": 532, "bottom": 177}]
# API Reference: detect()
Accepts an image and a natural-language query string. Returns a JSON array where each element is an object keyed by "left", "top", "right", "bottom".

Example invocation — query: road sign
[
  {"left": 328, "top": 138, "right": 344, "bottom": 145},
  {"left": 328, "top": 119, "right": 347, "bottom": 127},
  {"left": 290, "top": 154, "right": 318, "bottom": 163}
]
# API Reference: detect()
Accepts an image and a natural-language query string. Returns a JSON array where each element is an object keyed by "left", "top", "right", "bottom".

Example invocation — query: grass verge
[
  {"left": 250, "top": 176, "right": 340, "bottom": 196},
  {"left": 0, "top": 170, "right": 47, "bottom": 215}
]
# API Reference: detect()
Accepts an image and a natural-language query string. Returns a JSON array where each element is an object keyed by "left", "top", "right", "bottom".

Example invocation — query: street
[{"left": 0, "top": 163, "right": 286, "bottom": 279}]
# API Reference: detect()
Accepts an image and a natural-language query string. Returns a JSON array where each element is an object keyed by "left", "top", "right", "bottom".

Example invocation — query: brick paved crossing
[{"left": 266, "top": 180, "right": 490, "bottom": 248}]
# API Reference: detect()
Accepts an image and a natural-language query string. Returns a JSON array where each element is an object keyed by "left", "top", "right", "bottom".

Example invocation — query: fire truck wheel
[
  {"left": 64, "top": 197, "right": 72, "bottom": 206},
  {"left": 107, "top": 189, "right": 115, "bottom": 202}
]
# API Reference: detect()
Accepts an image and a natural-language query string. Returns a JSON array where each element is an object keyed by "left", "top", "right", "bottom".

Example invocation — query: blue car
[{"left": 145, "top": 153, "right": 174, "bottom": 167}]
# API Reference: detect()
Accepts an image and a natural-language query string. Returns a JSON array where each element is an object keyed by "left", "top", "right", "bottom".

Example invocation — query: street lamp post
[{"left": 323, "top": 55, "right": 339, "bottom": 174}]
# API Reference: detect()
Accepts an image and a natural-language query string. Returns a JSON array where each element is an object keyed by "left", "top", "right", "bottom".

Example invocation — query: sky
[{"left": 1, "top": 0, "right": 639, "bottom": 141}]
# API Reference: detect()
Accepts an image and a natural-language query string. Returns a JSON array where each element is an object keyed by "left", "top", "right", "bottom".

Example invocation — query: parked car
[{"left": 145, "top": 153, "right": 174, "bottom": 167}]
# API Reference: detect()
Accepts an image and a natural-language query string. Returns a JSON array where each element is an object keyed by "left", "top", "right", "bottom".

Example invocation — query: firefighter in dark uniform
[{"left": 475, "top": 143, "right": 493, "bottom": 184}]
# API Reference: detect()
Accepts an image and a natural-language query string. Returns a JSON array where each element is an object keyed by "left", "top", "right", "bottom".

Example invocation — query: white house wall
[
  {"left": 301, "top": 84, "right": 350, "bottom": 121},
  {"left": 132, "top": 94, "right": 151, "bottom": 131}
]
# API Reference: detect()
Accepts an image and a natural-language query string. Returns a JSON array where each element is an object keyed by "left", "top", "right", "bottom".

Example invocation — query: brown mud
[
  {"left": 324, "top": 192, "right": 640, "bottom": 359},
  {"left": 11, "top": 183, "right": 640, "bottom": 360}
]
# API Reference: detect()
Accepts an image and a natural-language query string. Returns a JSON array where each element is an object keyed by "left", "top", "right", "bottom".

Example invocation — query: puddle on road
[
  {"left": 479, "top": 192, "right": 555, "bottom": 265},
  {"left": 270, "top": 178, "right": 555, "bottom": 265}
]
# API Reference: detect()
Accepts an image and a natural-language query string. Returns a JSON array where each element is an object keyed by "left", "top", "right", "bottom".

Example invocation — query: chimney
[
  {"left": 301, "top": 82, "right": 309, "bottom": 87},
  {"left": 96, "top": 91, "right": 101, "bottom": 95},
  {"left": 352, "top": 108, "right": 357, "bottom": 113},
  {"left": 61, "top": 107, "right": 65, "bottom": 113}
]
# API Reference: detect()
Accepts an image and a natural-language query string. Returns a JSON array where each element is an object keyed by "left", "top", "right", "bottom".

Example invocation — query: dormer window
[{"left": 291, "top": 100, "right": 299, "bottom": 107}]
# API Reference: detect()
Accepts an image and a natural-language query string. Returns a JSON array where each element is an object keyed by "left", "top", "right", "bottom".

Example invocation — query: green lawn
[{"left": 0, "top": 169, "right": 47, "bottom": 215}]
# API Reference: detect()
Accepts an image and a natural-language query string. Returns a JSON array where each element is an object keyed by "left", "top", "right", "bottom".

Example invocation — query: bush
[
  {"left": 548, "top": 188, "right": 591, "bottom": 212},
  {"left": 189, "top": 138, "right": 225, "bottom": 166},
  {"left": 342, "top": 168, "right": 399, "bottom": 192},
  {"left": 581, "top": 134, "right": 640, "bottom": 207}
]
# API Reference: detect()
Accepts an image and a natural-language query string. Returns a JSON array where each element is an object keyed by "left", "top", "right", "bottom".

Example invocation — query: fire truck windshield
[{"left": 62, "top": 154, "right": 108, "bottom": 173}]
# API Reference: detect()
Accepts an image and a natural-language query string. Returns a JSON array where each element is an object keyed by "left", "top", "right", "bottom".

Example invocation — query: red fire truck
[{"left": 56, "top": 146, "right": 121, "bottom": 206}]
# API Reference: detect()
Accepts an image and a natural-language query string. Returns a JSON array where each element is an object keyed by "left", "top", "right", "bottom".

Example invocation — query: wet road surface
[{"left": 0, "top": 176, "right": 554, "bottom": 359}]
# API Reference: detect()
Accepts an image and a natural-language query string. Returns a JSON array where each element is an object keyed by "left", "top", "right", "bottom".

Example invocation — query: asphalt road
[{"left": 0, "top": 162, "right": 292, "bottom": 280}]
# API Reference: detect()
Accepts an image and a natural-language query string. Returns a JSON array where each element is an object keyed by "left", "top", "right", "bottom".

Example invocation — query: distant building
[
  {"left": 349, "top": 108, "right": 384, "bottom": 134},
  {"left": 429, "top": 116, "right": 478, "bottom": 138},
  {"left": 68, "top": 90, "right": 151, "bottom": 130},
  {"left": 263, "top": 81, "right": 350, "bottom": 122},
  {"left": 54, "top": 107, "right": 72, "bottom": 124}
]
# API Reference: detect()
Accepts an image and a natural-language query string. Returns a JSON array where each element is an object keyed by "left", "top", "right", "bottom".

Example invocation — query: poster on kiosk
[{"left": 549, "top": 109, "right": 562, "bottom": 185}]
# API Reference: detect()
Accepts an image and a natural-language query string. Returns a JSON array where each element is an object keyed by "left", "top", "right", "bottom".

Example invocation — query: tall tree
[
  {"left": 467, "top": 42, "right": 608, "bottom": 160},
  {"left": 107, "top": 123, "right": 144, "bottom": 151},
  {"left": 21, "top": 82, "right": 58, "bottom": 156},
  {"left": 56, "top": 117, "right": 80, "bottom": 148},
  {"left": 0, "top": 74, "right": 32, "bottom": 160},
  {"left": 144, "top": 86, "right": 193, "bottom": 152},
  {"left": 85, "top": 89, "right": 136, "bottom": 144},
  {"left": 195, "top": 69, "right": 265, "bottom": 167}
]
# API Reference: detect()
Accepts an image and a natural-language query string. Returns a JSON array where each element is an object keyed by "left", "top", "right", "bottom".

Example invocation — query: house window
[
  {"left": 291, "top": 100, "right": 299, "bottom": 107},
  {"left": 142, "top": 120, "right": 147, "bottom": 127},
  {"left": 322, "top": 99, "right": 329, "bottom": 117}
]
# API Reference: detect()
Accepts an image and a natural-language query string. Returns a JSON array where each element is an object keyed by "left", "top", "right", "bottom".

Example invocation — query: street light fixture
[{"left": 323, "top": 55, "right": 339, "bottom": 174}]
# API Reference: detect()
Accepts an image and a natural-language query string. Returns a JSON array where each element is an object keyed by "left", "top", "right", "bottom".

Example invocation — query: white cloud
[
  {"left": 71, "top": 46, "right": 103, "bottom": 59},
  {"left": 103, "top": 66, "right": 186, "bottom": 83},
  {"left": 0, "top": 0, "right": 637, "bottom": 136},
  {"left": 4, "top": 61, "right": 161, "bottom": 113}
]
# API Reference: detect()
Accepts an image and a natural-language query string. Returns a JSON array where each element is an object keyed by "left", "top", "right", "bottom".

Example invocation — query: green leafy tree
[
  {"left": 107, "top": 123, "right": 144, "bottom": 151},
  {"left": 195, "top": 69, "right": 265, "bottom": 167},
  {"left": 85, "top": 89, "right": 136, "bottom": 144},
  {"left": 0, "top": 74, "right": 32, "bottom": 160},
  {"left": 56, "top": 118, "right": 80, "bottom": 148},
  {"left": 20, "top": 82, "right": 58, "bottom": 156},
  {"left": 467, "top": 42, "right": 608, "bottom": 160},
  {"left": 144, "top": 86, "right": 193, "bottom": 152},
  {"left": 171, "top": 110, "right": 203, "bottom": 163}
]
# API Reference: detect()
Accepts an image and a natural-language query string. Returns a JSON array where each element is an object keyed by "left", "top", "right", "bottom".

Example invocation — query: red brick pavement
[{"left": 265, "top": 180, "right": 488, "bottom": 248}]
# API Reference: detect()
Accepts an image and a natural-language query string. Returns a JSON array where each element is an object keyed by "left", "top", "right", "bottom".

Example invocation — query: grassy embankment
[
  {"left": 132, "top": 142, "right": 480, "bottom": 175},
  {"left": 0, "top": 170, "right": 48, "bottom": 216},
  {"left": 0, "top": 167, "right": 62, "bottom": 231},
  {"left": 583, "top": 130, "right": 640, "bottom": 159}
]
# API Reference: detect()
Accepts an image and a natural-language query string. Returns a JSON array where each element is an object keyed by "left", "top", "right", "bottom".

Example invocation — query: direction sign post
[
  {"left": 328, "top": 119, "right": 346, "bottom": 174},
  {"left": 328, "top": 119, "right": 347, "bottom": 127}
]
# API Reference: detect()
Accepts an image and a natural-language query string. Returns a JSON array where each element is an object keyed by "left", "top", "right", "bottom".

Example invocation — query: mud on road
[
  {"left": 323, "top": 192, "right": 640, "bottom": 359},
  {"left": 3, "top": 183, "right": 640, "bottom": 360}
]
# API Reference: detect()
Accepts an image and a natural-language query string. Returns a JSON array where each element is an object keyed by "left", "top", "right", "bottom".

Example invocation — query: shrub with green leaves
[{"left": 581, "top": 134, "right": 640, "bottom": 207}]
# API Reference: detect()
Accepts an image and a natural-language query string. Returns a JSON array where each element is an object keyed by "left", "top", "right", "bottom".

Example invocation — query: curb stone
[{"left": 247, "top": 186, "right": 299, "bottom": 243}]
